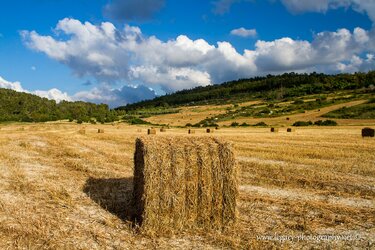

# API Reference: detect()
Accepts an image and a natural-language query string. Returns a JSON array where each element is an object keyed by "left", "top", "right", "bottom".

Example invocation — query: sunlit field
[{"left": 0, "top": 123, "right": 373, "bottom": 249}]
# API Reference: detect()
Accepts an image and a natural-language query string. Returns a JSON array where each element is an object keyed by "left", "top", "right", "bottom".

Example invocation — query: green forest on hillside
[
  {"left": 0, "top": 88, "right": 122, "bottom": 123},
  {"left": 119, "top": 71, "right": 375, "bottom": 112},
  {"left": 1, "top": 71, "right": 375, "bottom": 123}
]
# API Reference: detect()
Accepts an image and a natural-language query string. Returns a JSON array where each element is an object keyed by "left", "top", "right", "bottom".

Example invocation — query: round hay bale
[
  {"left": 188, "top": 129, "right": 195, "bottom": 134},
  {"left": 206, "top": 128, "right": 213, "bottom": 133},
  {"left": 160, "top": 127, "right": 166, "bottom": 132},
  {"left": 148, "top": 128, "right": 156, "bottom": 135},
  {"left": 362, "top": 127, "right": 374, "bottom": 137},
  {"left": 270, "top": 127, "right": 279, "bottom": 133},
  {"left": 286, "top": 117, "right": 290, "bottom": 121},
  {"left": 98, "top": 129, "right": 105, "bottom": 134},
  {"left": 287, "top": 128, "right": 294, "bottom": 132}
]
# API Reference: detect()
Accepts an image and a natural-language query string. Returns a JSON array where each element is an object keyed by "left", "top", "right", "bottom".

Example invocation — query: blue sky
[{"left": 0, "top": 0, "right": 374, "bottom": 107}]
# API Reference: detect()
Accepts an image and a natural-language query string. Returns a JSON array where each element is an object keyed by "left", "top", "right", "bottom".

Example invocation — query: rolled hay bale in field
[
  {"left": 188, "top": 129, "right": 195, "bottom": 134},
  {"left": 362, "top": 127, "right": 374, "bottom": 137},
  {"left": 270, "top": 127, "right": 279, "bottom": 132},
  {"left": 287, "top": 128, "right": 295, "bottom": 132},
  {"left": 206, "top": 128, "right": 213, "bottom": 133},
  {"left": 215, "top": 126, "right": 220, "bottom": 130},
  {"left": 98, "top": 129, "right": 105, "bottom": 134},
  {"left": 286, "top": 117, "right": 290, "bottom": 121},
  {"left": 148, "top": 128, "right": 156, "bottom": 135},
  {"left": 160, "top": 127, "right": 167, "bottom": 132},
  {"left": 78, "top": 129, "right": 86, "bottom": 135},
  {"left": 133, "top": 136, "right": 238, "bottom": 235}
]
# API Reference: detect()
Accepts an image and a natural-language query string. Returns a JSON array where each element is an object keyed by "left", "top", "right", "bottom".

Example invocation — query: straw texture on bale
[
  {"left": 147, "top": 128, "right": 156, "bottom": 135},
  {"left": 133, "top": 136, "right": 238, "bottom": 235},
  {"left": 98, "top": 129, "right": 104, "bottom": 134},
  {"left": 271, "top": 128, "right": 279, "bottom": 132},
  {"left": 362, "top": 127, "right": 374, "bottom": 137},
  {"left": 188, "top": 129, "right": 195, "bottom": 134},
  {"left": 287, "top": 128, "right": 294, "bottom": 132}
]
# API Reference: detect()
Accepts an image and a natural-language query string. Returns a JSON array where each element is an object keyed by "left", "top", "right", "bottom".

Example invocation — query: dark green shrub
[
  {"left": 254, "top": 122, "right": 267, "bottom": 127},
  {"left": 293, "top": 121, "right": 313, "bottom": 126},
  {"left": 293, "top": 99, "right": 304, "bottom": 105},
  {"left": 314, "top": 120, "right": 338, "bottom": 126}
]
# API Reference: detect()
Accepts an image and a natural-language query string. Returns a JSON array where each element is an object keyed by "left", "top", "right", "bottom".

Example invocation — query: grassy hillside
[
  {"left": 0, "top": 88, "right": 122, "bottom": 123},
  {"left": 323, "top": 98, "right": 375, "bottom": 119},
  {"left": 118, "top": 71, "right": 375, "bottom": 111}
]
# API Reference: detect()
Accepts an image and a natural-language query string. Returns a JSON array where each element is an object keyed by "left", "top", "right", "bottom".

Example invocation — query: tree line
[{"left": 0, "top": 88, "right": 122, "bottom": 123}]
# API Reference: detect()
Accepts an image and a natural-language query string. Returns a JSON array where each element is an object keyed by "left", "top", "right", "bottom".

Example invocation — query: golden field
[{"left": 0, "top": 123, "right": 374, "bottom": 249}]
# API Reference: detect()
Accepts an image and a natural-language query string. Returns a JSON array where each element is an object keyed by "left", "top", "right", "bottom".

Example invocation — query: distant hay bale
[
  {"left": 98, "top": 129, "right": 105, "bottom": 133},
  {"left": 270, "top": 128, "right": 279, "bottom": 132},
  {"left": 287, "top": 128, "right": 294, "bottom": 132},
  {"left": 188, "top": 129, "right": 195, "bottom": 134},
  {"left": 362, "top": 127, "right": 374, "bottom": 137},
  {"left": 215, "top": 126, "right": 220, "bottom": 130},
  {"left": 148, "top": 128, "right": 156, "bottom": 135},
  {"left": 78, "top": 129, "right": 86, "bottom": 135},
  {"left": 133, "top": 136, "right": 238, "bottom": 235},
  {"left": 286, "top": 117, "right": 290, "bottom": 121},
  {"left": 206, "top": 128, "right": 213, "bottom": 133},
  {"left": 160, "top": 127, "right": 166, "bottom": 132}
]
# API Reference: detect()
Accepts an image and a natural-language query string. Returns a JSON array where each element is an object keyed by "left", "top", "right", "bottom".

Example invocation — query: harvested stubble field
[{"left": 0, "top": 123, "right": 374, "bottom": 249}]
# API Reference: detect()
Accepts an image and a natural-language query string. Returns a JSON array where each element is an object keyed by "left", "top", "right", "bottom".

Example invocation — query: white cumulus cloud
[
  {"left": 281, "top": 0, "right": 375, "bottom": 22},
  {"left": 74, "top": 84, "right": 157, "bottom": 108},
  {"left": 230, "top": 27, "right": 257, "bottom": 37},
  {"left": 20, "top": 18, "right": 375, "bottom": 104}
]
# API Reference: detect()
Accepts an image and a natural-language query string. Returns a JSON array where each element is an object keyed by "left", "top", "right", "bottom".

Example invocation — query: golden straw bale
[
  {"left": 147, "top": 128, "right": 156, "bottom": 135},
  {"left": 133, "top": 136, "right": 238, "bottom": 235},
  {"left": 270, "top": 127, "right": 279, "bottom": 132},
  {"left": 206, "top": 128, "right": 213, "bottom": 133},
  {"left": 362, "top": 127, "right": 374, "bottom": 137},
  {"left": 160, "top": 127, "right": 166, "bottom": 132},
  {"left": 98, "top": 129, "right": 105, "bottom": 134},
  {"left": 188, "top": 129, "right": 195, "bottom": 134},
  {"left": 287, "top": 128, "right": 294, "bottom": 132}
]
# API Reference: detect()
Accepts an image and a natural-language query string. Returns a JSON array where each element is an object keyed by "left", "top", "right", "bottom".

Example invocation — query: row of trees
[{"left": 0, "top": 88, "right": 122, "bottom": 123}]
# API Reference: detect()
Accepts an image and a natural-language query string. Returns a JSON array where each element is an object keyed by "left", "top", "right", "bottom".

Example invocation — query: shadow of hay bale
[{"left": 83, "top": 177, "right": 134, "bottom": 222}]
